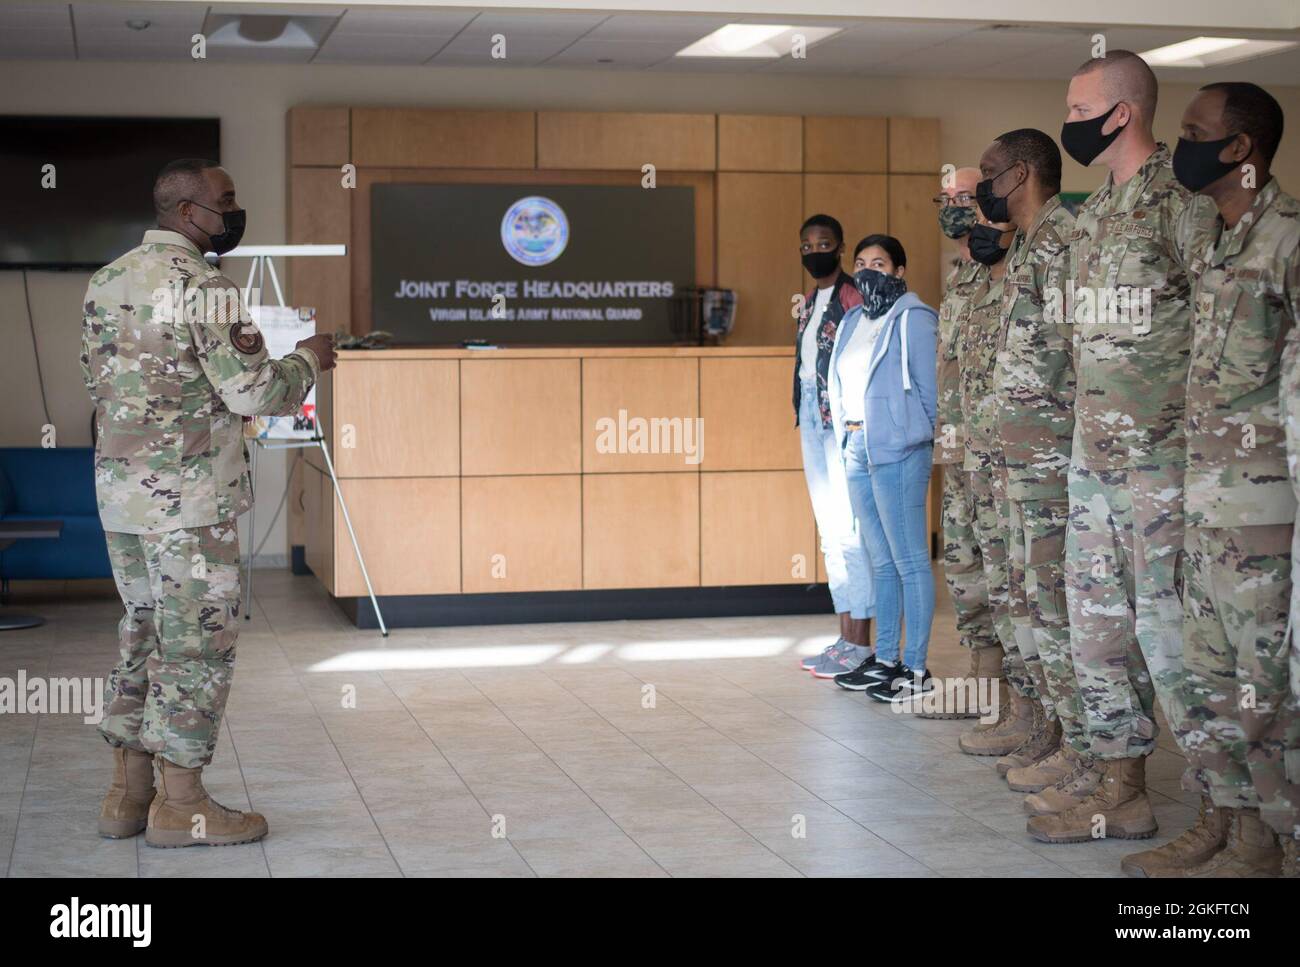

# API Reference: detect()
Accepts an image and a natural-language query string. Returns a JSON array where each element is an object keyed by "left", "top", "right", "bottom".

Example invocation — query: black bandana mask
[{"left": 853, "top": 267, "right": 908, "bottom": 318}]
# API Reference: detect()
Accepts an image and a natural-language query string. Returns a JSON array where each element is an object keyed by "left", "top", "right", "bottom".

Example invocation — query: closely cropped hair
[
  {"left": 1073, "top": 50, "right": 1158, "bottom": 121},
  {"left": 1201, "top": 82, "right": 1285, "bottom": 163},
  {"left": 801, "top": 213, "right": 844, "bottom": 245},
  {"left": 995, "top": 128, "right": 1063, "bottom": 195},
  {"left": 153, "top": 158, "right": 220, "bottom": 219},
  {"left": 854, "top": 233, "right": 907, "bottom": 269}
]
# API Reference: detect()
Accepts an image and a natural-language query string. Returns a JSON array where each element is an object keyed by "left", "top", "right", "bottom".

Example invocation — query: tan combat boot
[
  {"left": 996, "top": 703, "right": 1061, "bottom": 777},
  {"left": 1026, "top": 757, "right": 1157, "bottom": 844},
  {"left": 1120, "top": 795, "right": 1229, "bottom": 877},
  {"left": 1023, "top": 749, "right": 1100, "bottom": 815},
  {"left": 1282, "top": 835, "right": 1298, "bottom": 878},
  {"left": 98, "top": 746, "right": 157, "bottom": 839},
  {"left": 958, "top": 688, "right": 1034, "bottom": 756},
  {"left": 1006, "top": 743, "right": 1074, "bottom": 793},
  {"left": 1165, "top": 809, "right": 1283, "bottom": 878},
  {"left": 145, "top": 758, "right": 269, "bottom": 848},
  {"left": 917, "top": 644, "right": 1003, "bottom": 720}
]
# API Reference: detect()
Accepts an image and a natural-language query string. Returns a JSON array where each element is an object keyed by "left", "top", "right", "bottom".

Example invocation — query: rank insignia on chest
[{"left": 1196, "top": 292, "right": 1215, "bottom": 317}]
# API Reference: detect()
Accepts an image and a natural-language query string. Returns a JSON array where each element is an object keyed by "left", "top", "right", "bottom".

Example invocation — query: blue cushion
[
  {"left": 0, "top": 448, "right": 99, "bottom": 516},
  {"left": 0, "top": 514, "right": 111, "bottom": 580},
  {"left": 0, "top": 448, "right": 112, "bottom": 580}
]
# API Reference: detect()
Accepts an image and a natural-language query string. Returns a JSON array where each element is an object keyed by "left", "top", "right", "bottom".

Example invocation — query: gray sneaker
[
  {"left": 801, "top": 638, "right": 846, "bottom": 670},
  {"left": 810, "top": 642, "right": 871, "bottom": 679}
]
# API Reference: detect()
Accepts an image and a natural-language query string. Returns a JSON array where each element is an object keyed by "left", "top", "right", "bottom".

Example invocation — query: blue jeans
[
  {"left": 798, "top": 381, "right": 873, "bottom": 619},
  {"left": 843, "top": 434, "right": 934, "bottom": 668}
]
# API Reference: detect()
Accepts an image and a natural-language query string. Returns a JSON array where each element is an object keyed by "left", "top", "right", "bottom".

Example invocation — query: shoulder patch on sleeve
[{"left": 230, "top": 323, "right": 265, "bottom": 355}]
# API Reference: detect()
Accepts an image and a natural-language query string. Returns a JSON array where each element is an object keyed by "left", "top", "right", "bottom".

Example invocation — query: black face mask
[
  {"left": 852, "top": 267, "right": 907, "bottom": 318},
  {"left": 976, "top": 164, "right": 1024, "bottom": 224},
  {"left": 968, "top": 224, "right": 1009, "bottom": 265},
  {"left": 801, "top": 249, "right": 841, "bottom": 279},
  {"left": 939, "top": 205, "right": 977, "bottom": 239},
  {"left": 1060, "top": 103, "right": 1125, "bottom": 167},
  {"left": 187, "top": 200, "right": 246, "bottom": 255},
  {"left": 1172, "top": 135, "right": 1242, "bottom": 193}
]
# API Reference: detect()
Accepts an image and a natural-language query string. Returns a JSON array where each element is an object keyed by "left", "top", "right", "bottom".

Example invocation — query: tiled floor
[{"left": 0, "top": 566, "right": 1196, "bottom": 877}]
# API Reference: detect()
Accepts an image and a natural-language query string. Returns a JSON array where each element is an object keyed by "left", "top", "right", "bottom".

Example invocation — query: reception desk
[{"left": 299, "top": 345, "right": 936, "bottom": 627}]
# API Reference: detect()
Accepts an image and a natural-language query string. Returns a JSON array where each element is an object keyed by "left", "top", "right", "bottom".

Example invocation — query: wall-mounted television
[{"left": 0, "top": 115, "right": 221, "bottom": 270}]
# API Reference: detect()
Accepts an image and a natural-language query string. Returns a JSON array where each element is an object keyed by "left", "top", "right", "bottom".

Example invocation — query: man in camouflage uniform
[
  {"left": 966, "top": 132, "right": 1079, "bottom": 788},
  {"left": 957, "top": 215, "right": 1033, "bottom": 754},
  {"left": 85, "top": 159, "right": 334, "bottom": 847},
  {"left": 925, "top": 166, "right": 1002, "bottom": 719},
  {"left": 1147, "top": 83, "right": 1298, "bottom": 878},
  {"left": 1284, "top": 250, "right": 1300, "bottom": 881},
  {"left": 1029, "top": 51, "right": 1216, "bottom": 848}
]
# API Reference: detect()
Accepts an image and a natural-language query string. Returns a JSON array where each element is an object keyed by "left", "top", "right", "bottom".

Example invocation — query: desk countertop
[{"left": 336, "top": 344, "right": 795, "bottom": 361}]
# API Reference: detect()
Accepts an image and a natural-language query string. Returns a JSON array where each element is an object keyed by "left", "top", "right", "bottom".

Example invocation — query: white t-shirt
[
  {"left": 835, "top": 313, "right": 887, "bottom": 425},
  {"left": 798, "top": 285, "right": 835, "bottom": 382}
]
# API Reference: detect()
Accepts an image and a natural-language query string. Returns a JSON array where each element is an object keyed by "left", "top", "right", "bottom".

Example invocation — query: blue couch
[{"left": 0, "top": 447, "right": 112, "bottom": 582}]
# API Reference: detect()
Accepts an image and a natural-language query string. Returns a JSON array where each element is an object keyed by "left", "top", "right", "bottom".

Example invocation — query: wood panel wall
[{"left": 286, "top": 108, "right": 941, "bottom": 348}]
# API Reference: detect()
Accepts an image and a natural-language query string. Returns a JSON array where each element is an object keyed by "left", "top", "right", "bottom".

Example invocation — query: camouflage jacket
[
  {"left": 1183, "top": 178, "right": 1299, "bottom": 528},
  {"left": 81, "top": 230, "right": 321, "bottom": 535},
  {"left": 793, "top": 271, "right": 863, "bottom": 429},
  {"left": 934, "top": 257, "right": 984, "bottom": 465},
  {"left": 1069, "top": 143, "right": 1217, "bottom": 469},
  {"left": 996, "top": 196, "right": 1076, "bottom": 501},
  {"left": 1283, "top": 319, "right": 1300, "bottom": 658},
  {"left": 959, "top": 269, "right": 1004, "bottom": 473}
]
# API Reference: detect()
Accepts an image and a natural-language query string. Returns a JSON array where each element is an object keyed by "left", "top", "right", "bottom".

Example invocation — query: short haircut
[
  {"left": 854, "top": 233, "right": 907, "bottom": 269},
  {"left": 1073, "top": 50, "right": 1158, "bottom": 121},
  {"left": 1200, "top": 81, "right": 1285, "bottom": 163},
  {"left": 801, "top": 213, "right": 844, "bottom": 245},
  {"left": 153, "top": 158, "right": 220, "bottom": 219},
  {"left": 994, "top": 128, "right": 1063, "bottom": 195}
]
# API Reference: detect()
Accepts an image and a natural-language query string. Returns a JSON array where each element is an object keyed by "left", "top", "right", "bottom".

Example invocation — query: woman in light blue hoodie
[{"left": 826, "top": 235, "right": 939, "bottom": 704}]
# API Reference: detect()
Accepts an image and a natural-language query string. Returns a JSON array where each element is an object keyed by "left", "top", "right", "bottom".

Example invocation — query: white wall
[{"left": 2, "top": 58, "right": 1297, "bottom": 561}]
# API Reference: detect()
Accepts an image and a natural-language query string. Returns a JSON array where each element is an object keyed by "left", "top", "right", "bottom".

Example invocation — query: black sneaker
[
  {"left": 866, "top": 665, "right": 934, "bottom": 704},
  {"left": 834, "top": 655, "right": 897, "bottom": 691}
]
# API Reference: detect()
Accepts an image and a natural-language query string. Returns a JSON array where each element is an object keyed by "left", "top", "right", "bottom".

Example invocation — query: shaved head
[
  {"left": 1072, "top": 50, "right": 1158, "bottom": 121},
  {"left": 947, "top": 166, "right": 980, "bottom": 196}
]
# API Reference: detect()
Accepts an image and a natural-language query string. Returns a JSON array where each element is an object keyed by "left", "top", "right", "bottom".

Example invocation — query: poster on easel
[{"left": 245, "top": 305, "right": 317, "bottom": 440}]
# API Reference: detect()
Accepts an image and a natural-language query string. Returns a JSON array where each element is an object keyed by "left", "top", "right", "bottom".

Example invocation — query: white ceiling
[{"left": 0, "top": 3, "right": 1297, "bottom": 84}]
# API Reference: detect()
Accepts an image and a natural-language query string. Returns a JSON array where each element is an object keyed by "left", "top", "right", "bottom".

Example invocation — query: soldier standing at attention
[
  {"left": 1283, "top": 201, "right": 1300, "bottom": 881},
  {"left": 921, "top": 166, "right": 1002, "bottom": 719},
  {"left": 957, "top": 212, "right": 1031, "bottom": 754},
  {"left": 1149, "top": 83, "right": 1297, "bottom": 878},
  {"left": 1031, "top": 51, "right": 1216, "bottom": 852},
  {"left": 972, "top": 131, "right": 1079, "bottom": 793},
  {"left": 85, "top": 159, "right": 336, "bottom": 847}
]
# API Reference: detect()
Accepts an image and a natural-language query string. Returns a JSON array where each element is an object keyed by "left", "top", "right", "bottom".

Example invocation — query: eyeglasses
[{"left": 932, "top": 193, "right": 977, "bottom": 208}]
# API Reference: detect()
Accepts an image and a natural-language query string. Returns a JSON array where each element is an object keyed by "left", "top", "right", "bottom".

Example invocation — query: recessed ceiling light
[
  {"left": 125, "top": 18, "right": 151, "bottom": 31},
  {"left": 676, "top": 24, "right": 841, "bottom": 59},
  {"left": 1139, "top": 36, "right": 1297, "bottom": 68}
]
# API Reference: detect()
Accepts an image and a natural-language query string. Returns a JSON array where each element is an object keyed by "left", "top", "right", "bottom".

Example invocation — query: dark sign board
[{"left": 371, "top": 183, "right": 695, "bottom": 345}]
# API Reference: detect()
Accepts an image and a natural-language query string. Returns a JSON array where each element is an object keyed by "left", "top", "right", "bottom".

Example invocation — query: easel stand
[
  {"left": 230, "top": 246, "right": 386, "bottom": 636},
  {"left": 246, "top": 421, "right": 388, "bottom": 637}
]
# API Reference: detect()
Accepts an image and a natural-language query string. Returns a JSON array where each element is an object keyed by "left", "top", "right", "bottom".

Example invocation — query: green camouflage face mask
[{"left": 939, "top": 205, "right": 976, "bottom": 239}]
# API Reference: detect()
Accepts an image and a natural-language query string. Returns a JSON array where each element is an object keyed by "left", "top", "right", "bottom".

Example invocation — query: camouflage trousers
[
  {"left": 1065, "top": 463, "right": 1186, "bottom": 761},
  {"left": 99, "top": 522, "right": 242, "bottom": 769},
  {"left": 1008, "top": 497, "right": 1088, "bottom": 750},
  {"left": 966, "top": 464, "right": 1025, "bottom": 693},
  {"left": 1180, "top": 524, "right": 1300, "bottom": 838},
  {"left": 940, "top": 463, "right": 997, "bottom": 651}
]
